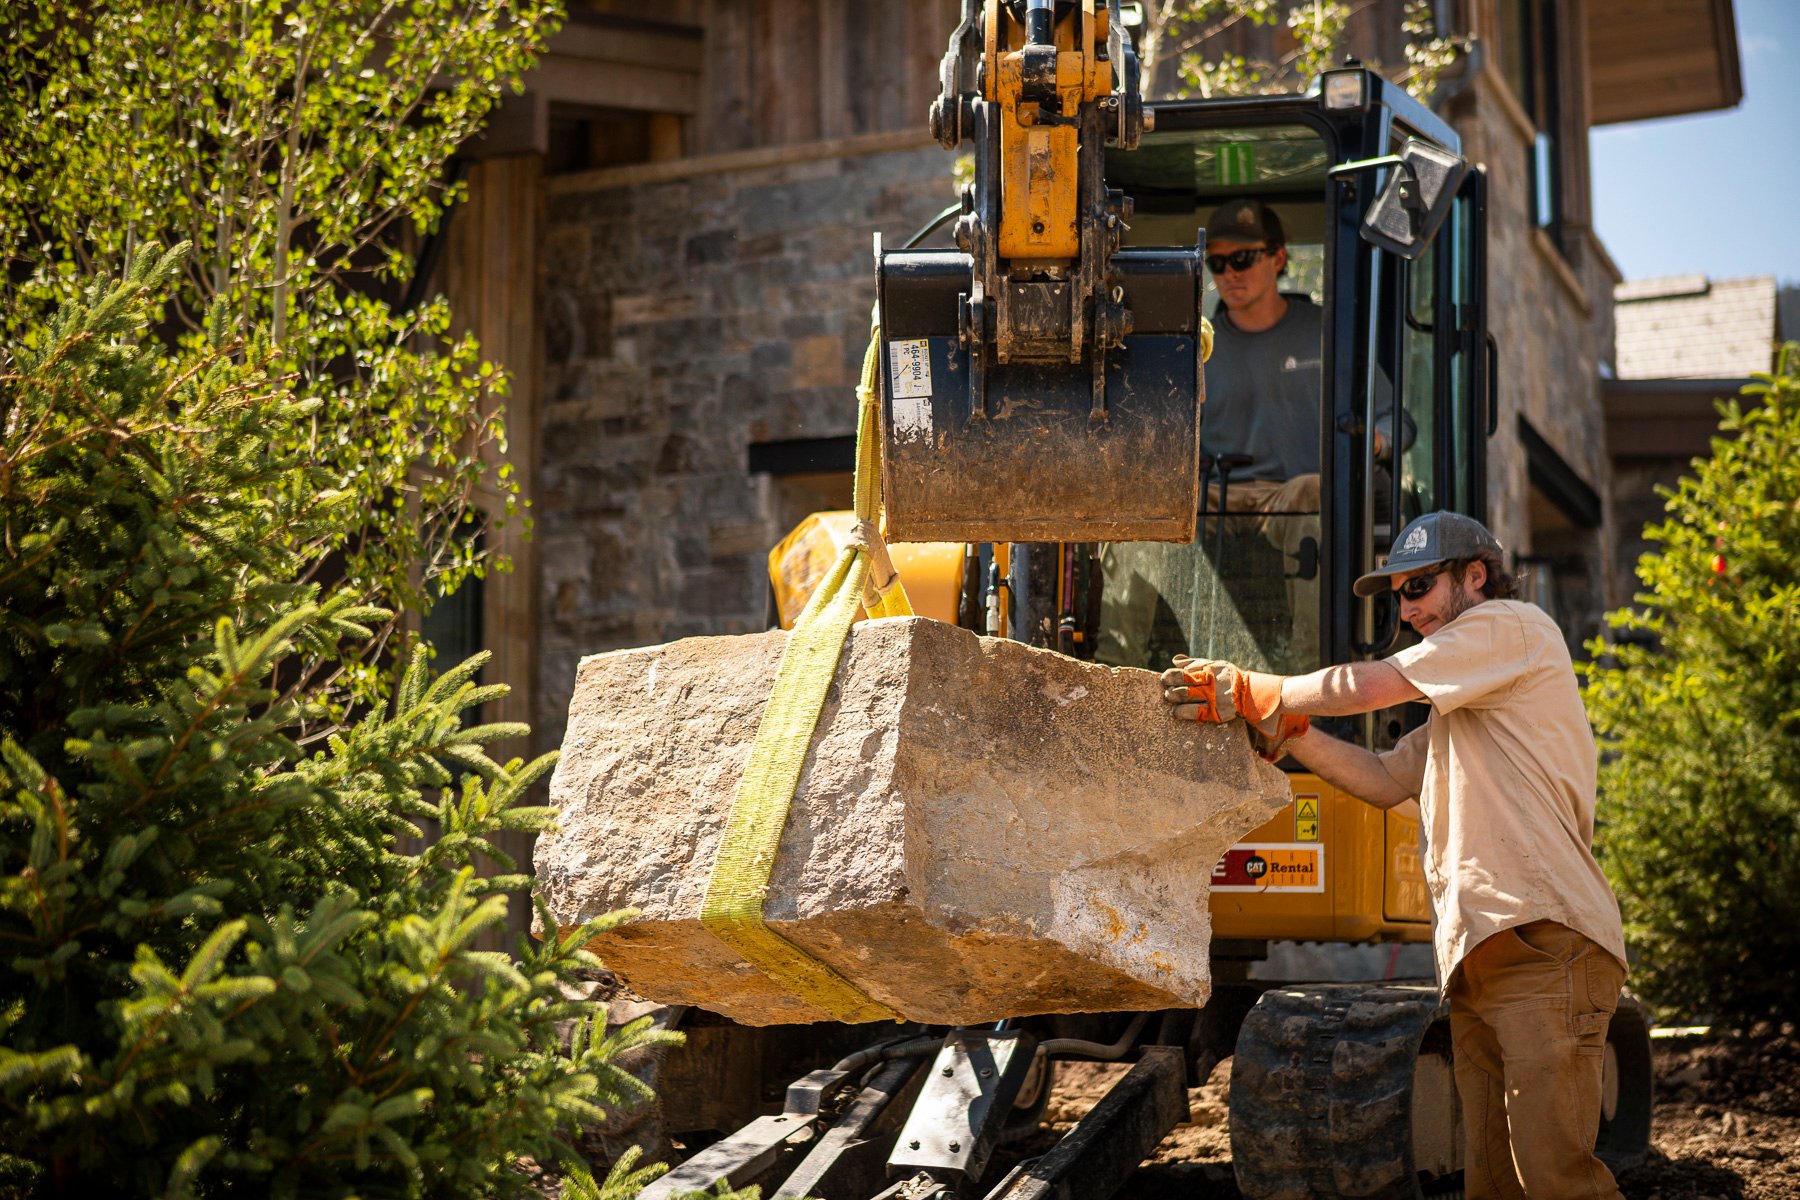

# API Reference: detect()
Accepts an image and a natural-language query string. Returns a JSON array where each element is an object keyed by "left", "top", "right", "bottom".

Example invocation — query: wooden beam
[
  {"left": 548, "top": 20, "right": 704, "bottom": 72},
  {"left": 780, "top": 0, "right": 823, "bottom": 145},
  {"left": 817, "top": 0, "right": 851, "bottom": 140},
  {"left": 441, "top": 153, "right": 544, "bottom": 945},
  {"left": 527, "top": 55, "right": 700, "bottom": 114},
  {"left": 872, "top": 1, "right": 907, "bottom": 132},
  {"left": 752, "top": 0, "right": 780, "bottom": 146},
  {"left": 545, "top": 126, "right": 936, "bottom": 195},
  {"left": 1586, "top": 0, "right": 1742, "bottom": 124},
  {"left": 699, "top": 0, "right": 755, "bottom": 153}
]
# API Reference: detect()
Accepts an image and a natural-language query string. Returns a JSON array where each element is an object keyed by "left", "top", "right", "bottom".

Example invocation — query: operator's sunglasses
[
  {"left": 1396, "top": 568, "right": 1449, "bottom": 601},
  {"left": 1205, "top": 246, "right": 1276, "bottom": 274}
]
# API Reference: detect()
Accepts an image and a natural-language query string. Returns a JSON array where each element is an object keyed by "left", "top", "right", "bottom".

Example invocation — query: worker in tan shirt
[{"left": 1163, "top": 511, "right": 1629, "bottom": 1200}]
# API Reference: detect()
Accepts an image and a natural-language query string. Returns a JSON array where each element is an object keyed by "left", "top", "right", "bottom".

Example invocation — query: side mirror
[{"left": 1330, "top": 140, "right": 1468, "bottom": 261}]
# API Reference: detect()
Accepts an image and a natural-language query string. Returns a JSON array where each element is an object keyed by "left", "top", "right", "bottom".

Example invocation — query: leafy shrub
[
  {"left": 0, "top": 250, "right": 678, "bottom": 1197},
  {"left": 1583, "top": 344, "right": 1800, "bottom": 1028},
  {"left": 0, "top": 0, "right": 563, "bottom": 709}
]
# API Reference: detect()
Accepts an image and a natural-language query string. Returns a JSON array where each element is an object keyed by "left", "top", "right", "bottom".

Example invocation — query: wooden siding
[
  {"left": 697, "top": 0, "right": 953, "bottom": 154},
  {"left": 567, "top": 0, "right": 955, "bottom": 155}
]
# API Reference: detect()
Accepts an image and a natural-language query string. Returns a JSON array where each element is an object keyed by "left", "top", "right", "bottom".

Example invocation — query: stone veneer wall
[
  {"left": 1609, "top": 458, "right": 1687, "bottom": 599},
  {"left": 533, "top": 136, "right": 953, "bottom": 745},
  {"left": 1446, "top": 68, "right": 1624, "bottom": 650}
]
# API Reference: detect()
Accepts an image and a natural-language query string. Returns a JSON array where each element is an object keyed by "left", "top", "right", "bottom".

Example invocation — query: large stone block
[{"left": 537, "top": 617, "right": 1289, "bottom": 1026}]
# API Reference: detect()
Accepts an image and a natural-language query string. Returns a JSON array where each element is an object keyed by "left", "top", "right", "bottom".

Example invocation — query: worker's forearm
[
  {"left": 1282, "top": 726, "right": 1413, "bottom": 810},
  {"left": 1278, "top": 661, "right": 1422, "bottom": 717}
]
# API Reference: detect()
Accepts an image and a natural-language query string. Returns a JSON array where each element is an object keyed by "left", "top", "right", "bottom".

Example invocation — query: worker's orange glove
[
  {"left": 1250, "top": 712, "right": 1311, "bottom": 762},
  {"left": 1159, "top": 657, "right": 1285, "bottom": 725}
]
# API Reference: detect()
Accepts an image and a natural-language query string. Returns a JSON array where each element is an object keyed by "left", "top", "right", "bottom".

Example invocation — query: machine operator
[
  {"left": 1201, "top": 196, "right": 1413, "bottom": 495},
  {"left": 1202, "top": 196, "right": 1326, "bottom": 509},
  {"left": 1162, "top": 511, "right": 1630, "bottom": 1200},
  {"left": 1200, "top": 198, "right": 1412, "bottom": 662}
]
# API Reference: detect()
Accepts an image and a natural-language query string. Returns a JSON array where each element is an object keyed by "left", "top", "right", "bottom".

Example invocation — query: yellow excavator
[{"left": 632, "top": 3, "right": 1652, "bottom": 1196}]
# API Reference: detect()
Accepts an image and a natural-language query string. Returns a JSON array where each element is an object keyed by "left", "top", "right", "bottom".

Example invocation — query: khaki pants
[
  {"left": 1201, "top": 473, "right": 1319, "bottom": 517},
  {"left": 1448, "top": 921, "right": 1628, "bottom": 1200}
]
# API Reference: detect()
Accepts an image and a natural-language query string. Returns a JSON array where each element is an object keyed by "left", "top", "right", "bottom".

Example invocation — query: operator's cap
[
  {"left": 1353, "top": 511, "right": 1504, "bottom": 597},
  {"left": 1205, "top": 198, "right": 1286, "bottom": 248}
]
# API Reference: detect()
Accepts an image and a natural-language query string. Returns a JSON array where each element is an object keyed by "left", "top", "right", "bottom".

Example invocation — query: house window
[
  {"left": 1496, "top": 0, "right": 1565, "bottom": 249},
  {"left": 419, "top": 527, "right": 486, "bottom": 719},
  {"left": 748, "top": 436, "right": 857, "bottom": 535}
]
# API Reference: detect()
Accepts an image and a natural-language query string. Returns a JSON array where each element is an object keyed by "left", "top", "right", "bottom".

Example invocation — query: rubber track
[{"left": 1230, "top": 982, "right": 1448, "bottom": 1200}]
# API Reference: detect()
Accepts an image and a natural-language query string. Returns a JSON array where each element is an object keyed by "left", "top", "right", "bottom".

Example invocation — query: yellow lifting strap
[{"left": 699, "top": 326, "right": 911, "bottom": 1023}]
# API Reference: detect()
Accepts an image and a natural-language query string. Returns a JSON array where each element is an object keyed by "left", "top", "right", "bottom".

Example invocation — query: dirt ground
[{"left": 1026, "top": 1026, "right": 1800, "bottom": 1198}]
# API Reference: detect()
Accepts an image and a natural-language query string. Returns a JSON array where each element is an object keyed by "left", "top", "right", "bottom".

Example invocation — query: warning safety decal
[
  {"left": 1211, "top": 843, "right": 1325, "bottom": 893},
  {"left": 1294, "top": 793, "right": 1320, "bottom": 842}
]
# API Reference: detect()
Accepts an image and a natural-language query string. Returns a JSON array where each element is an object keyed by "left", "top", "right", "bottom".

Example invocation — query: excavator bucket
[
  {"left": 877, "top": 244, "right": 1204, "bottom": 544},
  {"left": 875, "top": 0, "right": 1205, "bottom": 545}
]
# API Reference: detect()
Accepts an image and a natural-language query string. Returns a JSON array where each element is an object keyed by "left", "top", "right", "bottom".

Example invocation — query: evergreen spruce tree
[
  {"left": 1582, "top": 344, "right": 1800, "bottom": 1028},
  {"left": 0, "top": 250, "right": 736, "bottom": 1198}
]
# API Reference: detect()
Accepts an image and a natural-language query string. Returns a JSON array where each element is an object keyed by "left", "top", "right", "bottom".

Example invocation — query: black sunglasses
[
  {"left": 1397, "top": 568, "right": 1448, "bottom": 601},
  {"left": 1205, "top": 247, "right": 1276, "bottom": 274}
]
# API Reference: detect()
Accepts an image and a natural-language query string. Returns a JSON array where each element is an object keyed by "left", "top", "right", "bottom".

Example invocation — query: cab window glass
[
  {"left": 1098, "top": 123, "right": 1329, "bottom": 676},
  {"left": 1446, "top": 191, "right": 1479, "bottom": 516},
  {"left": 1398, "top": 237, "right": 1438, "bottom": 526}
]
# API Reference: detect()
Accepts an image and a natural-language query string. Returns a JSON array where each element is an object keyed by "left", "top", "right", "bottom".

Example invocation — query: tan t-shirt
[{"left": 1377, "top": 599, "right": 1626, "bottom": 989}]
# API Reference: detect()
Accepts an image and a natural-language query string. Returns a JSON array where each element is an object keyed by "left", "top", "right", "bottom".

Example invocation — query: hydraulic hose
[
  {"left": 1039, "top": 1011, "right": 1151, "bottom": 1060},
  {"left": 831, "top": 1035, "right": 945, "bottom": 1075}
]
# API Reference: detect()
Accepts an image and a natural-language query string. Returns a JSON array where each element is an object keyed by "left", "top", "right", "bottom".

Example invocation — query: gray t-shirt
[
  {"left": 1202, "top": 297, "right": 1325, "bottom": 482},
  {"left": 1203, "top": 297, "right": 1414, "bottom": 483}
]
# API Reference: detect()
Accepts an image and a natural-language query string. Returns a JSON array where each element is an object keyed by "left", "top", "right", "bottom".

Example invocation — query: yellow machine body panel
[
  {"left": 1209, "top": 771, "right": 1431, "bottom": 943},
  {"left": 1383, "top": 804, "right": 1433, "bottom": 922},
  {"left": 995, "top": 72, "right": 1081, "bottom": 260},
  {"left": 768, "top": 511, "right": 963, "bottom": 629}
]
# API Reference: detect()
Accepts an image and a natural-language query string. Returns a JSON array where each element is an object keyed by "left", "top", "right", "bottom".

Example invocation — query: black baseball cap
[
  {"left": 1205, "top": 198, "right": 1286, "bottom": 248},
  {"left": 1353, "top": 511, "right": 1504, "bottom": 598}
]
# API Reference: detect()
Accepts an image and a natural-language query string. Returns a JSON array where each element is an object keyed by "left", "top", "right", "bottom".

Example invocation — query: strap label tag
[{"left": 888, "top": 339, "right": 934, "bottom": 441}]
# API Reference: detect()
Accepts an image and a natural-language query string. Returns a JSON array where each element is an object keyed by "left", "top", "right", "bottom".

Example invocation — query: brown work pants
[{"left": 1449, "top": 921, "right": 1628, "bottom": 1200}]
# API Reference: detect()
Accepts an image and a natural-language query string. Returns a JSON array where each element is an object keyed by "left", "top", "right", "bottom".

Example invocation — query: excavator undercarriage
[{"left": 619, "top": 982, "right": 1650, "bottom": 1199}]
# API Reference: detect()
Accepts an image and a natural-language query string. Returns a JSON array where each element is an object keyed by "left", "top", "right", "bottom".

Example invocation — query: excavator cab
[{"left": 1084, "top": 78, "right": 1488, "bottom": 689}]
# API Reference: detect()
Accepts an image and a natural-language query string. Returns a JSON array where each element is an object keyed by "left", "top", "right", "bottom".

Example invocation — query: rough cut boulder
[{"left": 537, "top": 617, "right": 1289, "bottom": 1026}]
